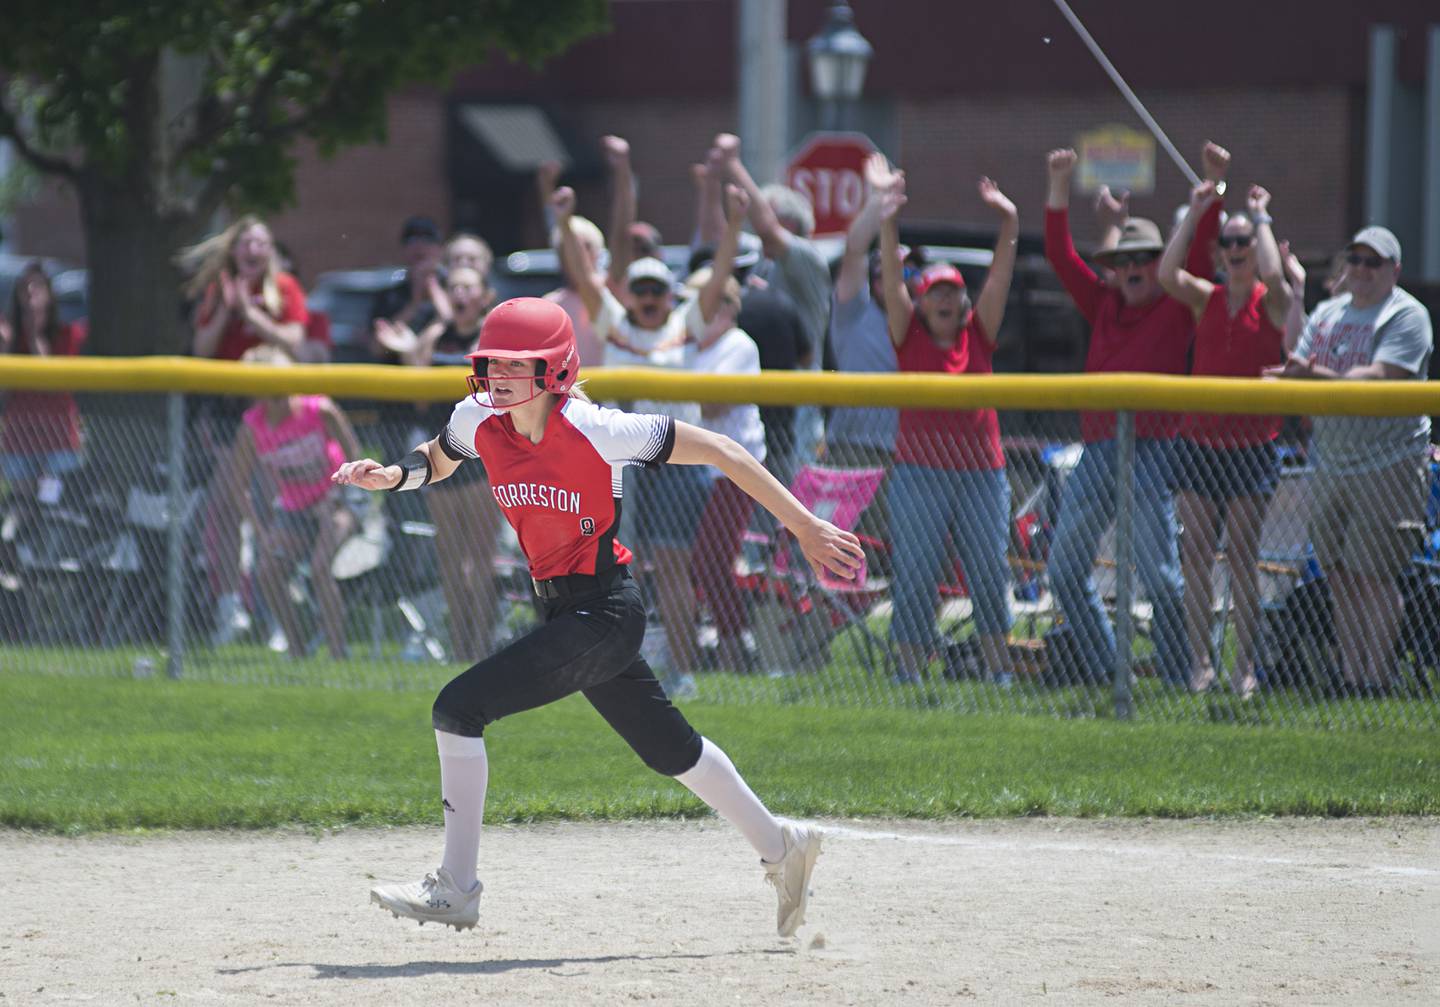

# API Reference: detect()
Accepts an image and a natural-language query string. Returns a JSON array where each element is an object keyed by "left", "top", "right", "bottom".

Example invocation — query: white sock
[
  {"left": 435, "top": 730, "right": 487, "bottom": 891},
  {"left": 675, "top": 737, "right": 785, "bottom": 862}
]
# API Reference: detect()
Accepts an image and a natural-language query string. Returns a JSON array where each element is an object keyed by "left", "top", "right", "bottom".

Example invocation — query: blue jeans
[
  {"left": 1048, "top": 439, "right": 1186, "bottom": 685},
  {"left": 888, "top": 464, "right": 1012, "bottom": 647}
]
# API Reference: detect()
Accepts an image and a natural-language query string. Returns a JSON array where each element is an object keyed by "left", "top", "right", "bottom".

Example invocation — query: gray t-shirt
[
  {"left": 1296, "top": 288, "right": 1433, "bottom": 473},
  {"left": 827, "top": 282, "right": 898, "bottom": 452},
  {"left": 754, "top": 235, "right": 833, "bottom": 464},
  {"left": 772, "top": 236, "right": 831, "bottom": 361}
]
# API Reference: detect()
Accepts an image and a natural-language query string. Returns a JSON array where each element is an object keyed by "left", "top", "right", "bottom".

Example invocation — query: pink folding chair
[{"left": 744, "top": 463, "right": 894, "bottom": 676}]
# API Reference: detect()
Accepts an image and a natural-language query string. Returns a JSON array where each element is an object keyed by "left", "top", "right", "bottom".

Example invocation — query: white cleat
[
  {"left": 370, "top": 868, "right": 481, "bottom": 932},
  {"left": 763, "top": 821, "right": 823, "bottom": 938}
]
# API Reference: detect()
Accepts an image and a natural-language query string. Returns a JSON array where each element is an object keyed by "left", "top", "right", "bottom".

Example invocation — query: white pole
[
  {"left": 1051, "top": 0, "right": 1201, "bottom": 188},
  {"left": 739, "top": 0, "right": 788, "bottom": 185},
  {"left": 1421, "top": 25, "right": 1440, "bottom": 281},
  {"left": 1365, "top": 25, "right": 1396, "bottom": 227}
]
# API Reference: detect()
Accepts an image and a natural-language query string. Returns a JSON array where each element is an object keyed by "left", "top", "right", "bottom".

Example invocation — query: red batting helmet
[{"left": 465, "top": 297, "right": 579, "bottom": 406}]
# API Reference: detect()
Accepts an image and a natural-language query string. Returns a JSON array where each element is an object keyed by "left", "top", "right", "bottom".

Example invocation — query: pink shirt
[{"left": 242, "top": 396, "right": 346, "bottom": 512}]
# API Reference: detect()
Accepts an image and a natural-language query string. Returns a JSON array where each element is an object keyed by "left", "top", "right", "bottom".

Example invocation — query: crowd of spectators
[{"left": 1, "top": 129, "right": 1434, "bottom": 700}]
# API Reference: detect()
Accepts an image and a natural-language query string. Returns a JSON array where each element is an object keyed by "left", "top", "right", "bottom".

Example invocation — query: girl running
[{"left": 332, "top": 295, "right": 863, "bottom": 937}]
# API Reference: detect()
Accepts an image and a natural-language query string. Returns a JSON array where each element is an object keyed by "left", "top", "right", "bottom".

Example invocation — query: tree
[{"left": 0, "top": 0, "right": 608, "bottom": 356}]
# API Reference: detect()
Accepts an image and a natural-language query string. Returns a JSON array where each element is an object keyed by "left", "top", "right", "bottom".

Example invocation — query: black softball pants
[{"left": 430, "top": 569, "right": 703, "bottom": 776}]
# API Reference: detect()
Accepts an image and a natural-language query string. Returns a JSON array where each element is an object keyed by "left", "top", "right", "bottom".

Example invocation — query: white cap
[
  {"left": 1349, "top": 225, "right": 1402, "bottom": 263},
  {"left": 625, "top": 256, "right": 675, "bottom": 288}
]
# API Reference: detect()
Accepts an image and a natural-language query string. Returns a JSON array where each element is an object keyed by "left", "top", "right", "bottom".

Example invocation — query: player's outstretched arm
[
  {"left": 667, "top": 422, "right": 864, "bottom": 581},
  {"left": 332, "top": 436, "right": 460, "bottom": 492}
]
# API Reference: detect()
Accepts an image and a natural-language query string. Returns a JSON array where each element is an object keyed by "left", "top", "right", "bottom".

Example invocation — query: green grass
[
  {"left": 2, "top": 671, "right": 1436, "bottom": 834},
  {"left": 8, "top": 627, "right": 1438, "bottom": 734}
]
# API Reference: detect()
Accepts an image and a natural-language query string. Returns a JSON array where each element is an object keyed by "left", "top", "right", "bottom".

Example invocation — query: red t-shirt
[
  {"left": 1180, "top": 283, "right": 1285, "bottom": 447},
  {"left": 1, "top": 320, "right": 87, "bottom": 455},
  {"left": 1045, "top": 204, "right": 1219, "bottom": 443},
  {"left": 444, "top": 395, "right": 675, "bottom": 580},
  {"left": 893, "top": 310, "right": 1003, "bottom": 471},
  {"left": 197, "top": 272, "right": 310, "bottom": 360}
]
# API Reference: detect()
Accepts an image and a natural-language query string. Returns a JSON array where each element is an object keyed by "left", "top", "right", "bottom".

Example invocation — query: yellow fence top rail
[{"left": 3, "top": 356, "right": 1440, "bottom": 417}]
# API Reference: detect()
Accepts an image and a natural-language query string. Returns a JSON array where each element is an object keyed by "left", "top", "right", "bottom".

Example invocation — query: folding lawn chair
[{"left": 740, "top": 463, "right": 895, "bottom": 677}]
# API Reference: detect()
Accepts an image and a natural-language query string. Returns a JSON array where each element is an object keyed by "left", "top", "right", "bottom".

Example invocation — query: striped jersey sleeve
[
  {"left": 441, "top": 395, "right": 495, "bottom": 460},
  {"left": 561, "top": 398, "right": 675, "bottom": 468}
]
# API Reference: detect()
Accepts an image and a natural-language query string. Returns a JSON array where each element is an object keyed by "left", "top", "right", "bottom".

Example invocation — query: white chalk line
[{"left": 815, "top": 823, "right": 1440, "bottom": 879}]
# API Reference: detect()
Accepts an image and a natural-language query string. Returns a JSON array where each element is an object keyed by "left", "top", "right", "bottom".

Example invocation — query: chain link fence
[{"left": 1, "top": 376, "right": 1436, "bottom": 730}]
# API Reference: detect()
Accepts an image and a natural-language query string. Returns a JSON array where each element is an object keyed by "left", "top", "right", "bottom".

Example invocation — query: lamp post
[{"left": 806, "top": 2, "right": 873, "bottom": 132}]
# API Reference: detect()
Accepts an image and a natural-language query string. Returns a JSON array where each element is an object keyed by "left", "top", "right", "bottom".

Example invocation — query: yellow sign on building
[{"left": 1077, "top": 125, "right": 1156, "bottom": 196}]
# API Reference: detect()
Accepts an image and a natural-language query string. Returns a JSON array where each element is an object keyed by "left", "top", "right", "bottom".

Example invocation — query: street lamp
[{"left": 806, "top": 2, "right": 873, "bottom": 130}]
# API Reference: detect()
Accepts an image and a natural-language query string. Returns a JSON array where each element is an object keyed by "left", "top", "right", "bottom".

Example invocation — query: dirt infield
[{"left": 2, "top": 817, "right": 1436, "bottom": 1005}]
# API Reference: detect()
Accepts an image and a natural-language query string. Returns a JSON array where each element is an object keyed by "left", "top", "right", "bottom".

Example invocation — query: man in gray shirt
[
  {"left": 1268, "top": 225, "right": 1434, "bottom": 695},
  {"left": 714, "top": 134, "right": 833, "bottom": 481}
]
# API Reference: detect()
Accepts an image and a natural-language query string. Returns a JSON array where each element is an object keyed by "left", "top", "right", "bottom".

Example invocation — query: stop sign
[{"left": 785, "top": 131, "right": 877, "bottom": 238}]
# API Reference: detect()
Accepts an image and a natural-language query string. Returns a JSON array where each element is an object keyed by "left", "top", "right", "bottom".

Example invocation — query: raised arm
[
  {"left": 835, "top": 153, "right": 891, "bottom": 306},
  {"left": 974, "top": 177, "right": 1019, "bottom": 344},
  {"left": 693, "top": 145, "right": 728, "bottom": 249},
  {"left": 1181, "top": 141, "right": 1230, "bottom": 278},
  {"left": 876, "top": 168, "right": 913, "bottom": 348},
  {"left": 1043, "top": 148, "right": 1103, "bottom": 323},
  {"left": 1280, "top": 240, "right": 1307, "bottom": 353},
  {"left": 1158, "top": 181, "right": 1219, "bottom": 318},
  {"left": 536, "top": 159, "right": 563, "bottom": 238},
  {"left": 714, "top": 132, "right": 793, "bottom": 262},
  {"left": 552, "top": 186, "right": 605, "bottom": 322},
  {"left": 602, "top": 135, "right": 635, "bottom": 289},
  {"left": 698, "top": 185, "right": 750, "bottom": 323},
  {"left": 1247, "top": 185, "right": 1292, "bottom": 329},
  {"left": 1093, "top": 184, "right": 1129, "bottom": 255}
]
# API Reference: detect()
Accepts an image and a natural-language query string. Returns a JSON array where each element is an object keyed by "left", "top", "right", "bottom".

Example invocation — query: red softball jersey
[{"left": 442, "top": 394, "right": 675, "bottom": 579}]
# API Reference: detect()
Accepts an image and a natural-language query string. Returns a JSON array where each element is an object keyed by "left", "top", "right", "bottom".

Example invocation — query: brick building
[{"left": 8, "top": 0, "right": 1438, "bottom": 284}]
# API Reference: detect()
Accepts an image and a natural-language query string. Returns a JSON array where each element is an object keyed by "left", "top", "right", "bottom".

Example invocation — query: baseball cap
[
  {"left": 1096, "top": 217, "right": 1164, "bottom": 262},
  {"left": 687, "top": 234, "right": 762, "bottom": 277},
  {"left": 400, "top": 215, "right": 442, "bottom": 245},
  {"left": 625, "top": 256, "right": 675, "bottom": 289},
  {"left": 913, "top": 262, "right": 966, "bottom": 297},
  {"left": 1349, "top": 225, "right": 1402, "bottom": 263}
]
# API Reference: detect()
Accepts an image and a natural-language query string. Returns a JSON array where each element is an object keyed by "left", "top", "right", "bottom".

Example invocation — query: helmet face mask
[
  {"left": 467, "top": 356, "right": 551, "bottom": 408},
  {"left": 464, "top": 299, "right": 578, "bottom": 409}
]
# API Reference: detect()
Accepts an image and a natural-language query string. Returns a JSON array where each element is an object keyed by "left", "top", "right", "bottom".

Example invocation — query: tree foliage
[{"left": 0, "top": 0, "right": 608, "bottom": 219}]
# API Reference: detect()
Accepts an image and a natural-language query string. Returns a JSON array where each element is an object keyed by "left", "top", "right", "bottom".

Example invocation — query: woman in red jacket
[{"left": 1159, "top": 181, "right": 1292, "bottom": 699}]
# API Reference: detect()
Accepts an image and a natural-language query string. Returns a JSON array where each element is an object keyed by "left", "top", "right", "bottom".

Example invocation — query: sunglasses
[
  {"left": 1107, "top": 251, "right": 1158, "bottom": 268},
  {"left": 1345, "top": 253, "right": 1389, "bottom": 269},
  {"left": 1218, "top": 234, "right": 1255, "bottom": 249},
  {"left": 629, "top": 282, "right": 670, "bottom": 298}
]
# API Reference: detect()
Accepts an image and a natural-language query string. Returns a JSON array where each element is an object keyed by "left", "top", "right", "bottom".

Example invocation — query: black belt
[{"left": 531, "top": 566, "right": 629, "bottom": 600}]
